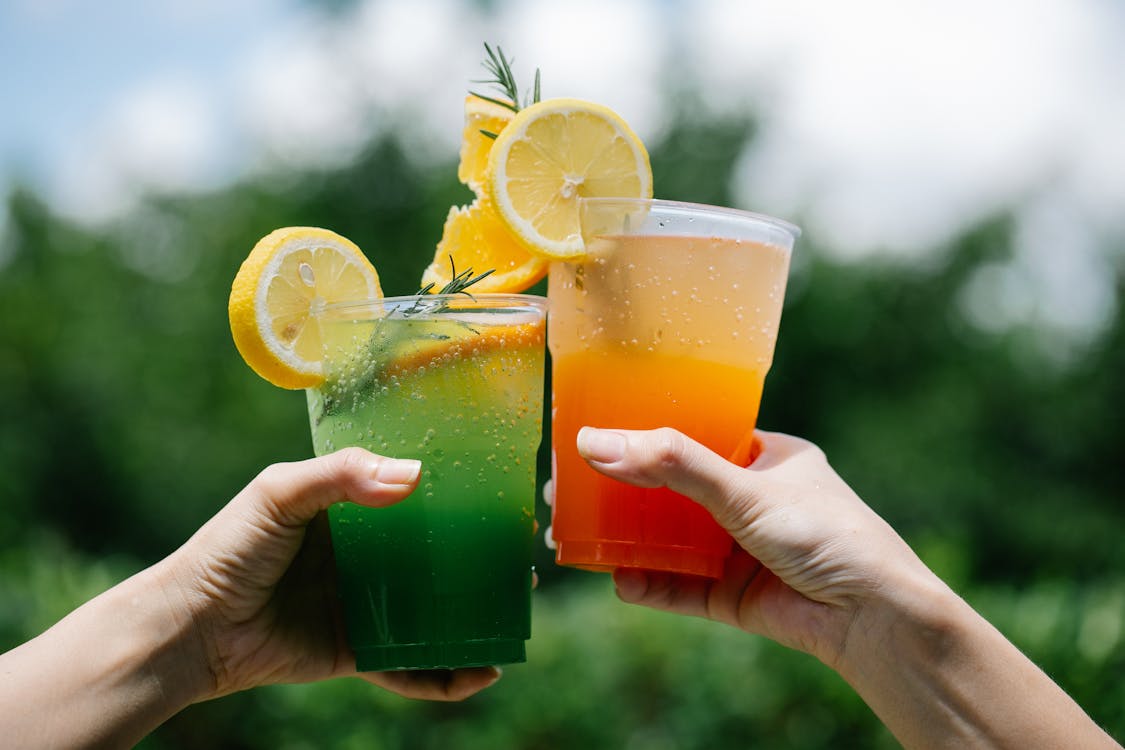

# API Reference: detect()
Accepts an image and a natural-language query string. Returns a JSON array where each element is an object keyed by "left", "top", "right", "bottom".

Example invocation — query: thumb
[
  {"left": 576, "top": 427, "right": 769, "bottom": 538},
  {"left": 239, "top": 447, "right": 422, "bottom": 528}
]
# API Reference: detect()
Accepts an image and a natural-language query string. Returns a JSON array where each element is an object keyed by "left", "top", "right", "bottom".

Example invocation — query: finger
[
  {"left": 615, "top": 553, "right": 769, "bottom": 631},
  {"left": 241, "top": 447, "right": 422, "bottom": 528},
  {"left": 362, "top": 666, "right": 502, "bottom": 702},
  {"left": 613, "top": 568, "right": 715, "bottom": 620},
  {"left": 576, "top": 427, "right": 770, "bottom": 535},
  {"left": 541, "top": 479, "right": 557, "bottom": 550}
]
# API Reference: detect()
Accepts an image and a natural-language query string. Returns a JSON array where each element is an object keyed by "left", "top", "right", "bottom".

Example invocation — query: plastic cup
[
  {"left": 306, "top": 293, "right": 547, "bottom": 670},
  {"left": 548, "top": 198, "right": 799, "bottom": 578}
]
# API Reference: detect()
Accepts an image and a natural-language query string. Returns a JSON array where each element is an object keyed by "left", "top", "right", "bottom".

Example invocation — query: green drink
[{"left": 306, "top": 293, "right": 548, "bottom": 671}]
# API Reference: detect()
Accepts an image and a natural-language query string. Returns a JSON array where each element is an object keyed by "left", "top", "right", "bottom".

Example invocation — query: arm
[
  {"left": 0, "top": 564, "right": 206, "bottom": 749},
  {"left": 838, "top": 571, "right": 1114, "bottom": 749},
  {"left": 0, "top": 448, "right": 500, "bottom": 749},
  {"left": 576, "top": 426, "right": 1119, "bottom": 750}
]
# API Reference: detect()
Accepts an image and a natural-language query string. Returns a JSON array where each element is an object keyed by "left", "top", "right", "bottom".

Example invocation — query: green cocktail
[{"left": 306, "top": 293, "right": 548, "bottom": 671}]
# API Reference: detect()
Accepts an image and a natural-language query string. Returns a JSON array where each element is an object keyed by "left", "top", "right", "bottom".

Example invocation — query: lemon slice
[
  {"left": 228, "top": 227, "right": 381, "bottom": 389},
  {"left": 457, "top": 94, "right": 516, "bottom": 193},
  {"left": 487, "top": 97, "right": 652, "bottom": 260},
  {"left": 422, "top": 197, "right": 548, "bottom": 294}
]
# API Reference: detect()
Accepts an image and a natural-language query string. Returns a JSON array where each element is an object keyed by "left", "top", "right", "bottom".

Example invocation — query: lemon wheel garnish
[
  {"left": 457, "top": 94, "right": 516, "bottom": 193},
  {"left": 487, "top": 97, "right": 652, "bottom": 261},
  {"left": 422, "top": 198, "right": 548, "bottom": 294},
  {"left": 228, "top": 226, "right": 381, "bottom": 389}
]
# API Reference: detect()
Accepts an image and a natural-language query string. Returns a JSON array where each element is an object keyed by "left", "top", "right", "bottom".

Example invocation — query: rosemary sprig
[
  {"left": 415, "top": 256, "right": 495, "bottom": 297},
  {"left": 317, "top": 258, "right": 494, "bottom": 419},
  {"left": 404, "top": 255, "right": 494, "bottom": 316},
  {"left": 470, "top": 42, "right": 542, "bottom": 139}
]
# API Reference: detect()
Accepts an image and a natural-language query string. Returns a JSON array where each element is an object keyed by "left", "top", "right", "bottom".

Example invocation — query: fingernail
[
  {"left": 373, "top": 458, "right": 422, "bottom": 487},
  {"left": 577, "top": 427, "right": 626, "bottom": 464}
]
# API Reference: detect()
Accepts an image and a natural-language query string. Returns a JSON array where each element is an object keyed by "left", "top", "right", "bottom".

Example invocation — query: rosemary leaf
[{"left": 471, "top": 42, "right": 542, "bottom": 114}]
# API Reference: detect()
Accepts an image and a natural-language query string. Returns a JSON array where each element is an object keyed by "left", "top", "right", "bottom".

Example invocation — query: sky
[{"left": 2, "top": 0, "right": 1124, "bottom": 359}]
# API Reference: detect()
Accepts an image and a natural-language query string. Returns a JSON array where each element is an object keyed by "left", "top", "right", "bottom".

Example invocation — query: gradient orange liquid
[
  {"left": 552, "top": 351, "right": 764, "bottom": 575},
  {"left": 548, "top": 231, "right": 790, "bottom": 578}
]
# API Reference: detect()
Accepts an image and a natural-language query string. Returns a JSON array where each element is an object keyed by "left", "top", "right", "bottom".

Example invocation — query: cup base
[
  {"left": 353, "top": 637, "right": 526, "bottom": 672},
  {"left": 555, "top": 539, "right": 730, "bottom": 578}
]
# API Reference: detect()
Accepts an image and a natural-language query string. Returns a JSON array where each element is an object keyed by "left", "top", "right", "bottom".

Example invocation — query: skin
[
  {"left": 571, "top": 426, "right": 1121, "bottom": 750},
  {"left": 2, "top": 433, "right": 1119, "bottom": 749},
  {"left": 0, "top": 448, "right": 500, "bottom": 749}
]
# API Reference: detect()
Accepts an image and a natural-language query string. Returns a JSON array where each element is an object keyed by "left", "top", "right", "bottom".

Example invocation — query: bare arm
[
  {"left": 0, "top": 564, "right": 206, "bottom": 748},
  {"left": 0, "top": 449, "right": 500, "bottom": 749},
  {"left": 576, "top": 426, "right": 1120, "bottom": 750}
]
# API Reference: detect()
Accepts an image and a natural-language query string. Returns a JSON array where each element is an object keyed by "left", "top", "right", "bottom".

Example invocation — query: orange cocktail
[{"left": 548, "top": 198, "right": 799, "bottom": 578}]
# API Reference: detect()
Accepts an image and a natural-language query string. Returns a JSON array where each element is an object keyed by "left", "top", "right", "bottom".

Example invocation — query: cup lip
[
  {"left": 318, "top": 292, "right": 549, "bottom": 315},
  {"left": 578, "top": 196, "right": 801, "bottom": 239}
]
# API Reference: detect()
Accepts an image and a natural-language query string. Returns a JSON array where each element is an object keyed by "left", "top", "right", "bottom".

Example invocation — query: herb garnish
[
  {"left": 404, "top": 255, "right": 494, "bottom": 316},
  {"left": 470, "top": 43, "right": 542, "bottom": 139}
]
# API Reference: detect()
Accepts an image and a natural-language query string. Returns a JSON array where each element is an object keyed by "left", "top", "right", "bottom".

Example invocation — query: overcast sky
[{"left": 2, "top": 0, "right": 1123, "bottom": 357}]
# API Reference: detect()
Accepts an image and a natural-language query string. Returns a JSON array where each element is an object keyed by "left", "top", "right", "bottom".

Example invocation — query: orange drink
[{"left": 548, "top": 198, "right": 799, "bottom": 578}]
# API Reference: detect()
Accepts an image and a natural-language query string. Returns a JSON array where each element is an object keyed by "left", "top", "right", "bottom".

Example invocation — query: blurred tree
[{"left": 1, "top": 112, "right": 1122, "bottom": 749}]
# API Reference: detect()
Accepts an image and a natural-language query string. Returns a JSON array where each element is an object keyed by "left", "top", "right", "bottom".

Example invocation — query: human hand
[
  {"left": 572, "top": 427, "right": 937, "bottom": 669},
  {"left": 564, "top": 427, "right": 1125, "bottom": 750},
  {"left": 157, "top": 447, "right": 502, "bottom": 702}
]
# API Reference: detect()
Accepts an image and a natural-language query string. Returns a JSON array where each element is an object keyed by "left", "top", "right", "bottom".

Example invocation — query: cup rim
[
  {"left": 318, "top": 292, "right": 549, "bottom": 315},
  {"left": 578, "top": 196, "right": 801, "bottom": 239}
]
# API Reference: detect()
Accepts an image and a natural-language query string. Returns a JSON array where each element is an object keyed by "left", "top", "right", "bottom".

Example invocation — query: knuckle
[
  {"left": 252, "top": 460, "right": 291, "bottom": 492},
  {"left": 803, "top": 440, "right": 828, "bottom": 462},
  {"left": 651, "top": 427, "right": 688, "bottom": 469},
  {"left": 333, "top": 446, "right": 372, "bottom": 476},
  {"left": 791, "top": 434, "right": 826, "bottom": 462}
]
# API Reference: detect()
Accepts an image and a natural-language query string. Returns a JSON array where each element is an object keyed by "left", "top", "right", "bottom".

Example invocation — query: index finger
[{"left": 575, "top": 426, "right": 772, "bottom": 535}]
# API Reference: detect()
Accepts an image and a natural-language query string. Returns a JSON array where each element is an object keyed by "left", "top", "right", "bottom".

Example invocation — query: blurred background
[{"left": 2, "top": 0, "right": 1123, "bottom": 747}]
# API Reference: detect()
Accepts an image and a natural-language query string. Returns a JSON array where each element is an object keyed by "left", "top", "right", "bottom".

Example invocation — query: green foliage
[{"left": 1, "top": 113, "right": 1123, "bottom": 748}]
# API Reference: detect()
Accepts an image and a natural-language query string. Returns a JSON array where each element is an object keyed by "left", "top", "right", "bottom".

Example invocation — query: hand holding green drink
[{"left": 227, "top": 49, "right": 661, "bottom": 672}]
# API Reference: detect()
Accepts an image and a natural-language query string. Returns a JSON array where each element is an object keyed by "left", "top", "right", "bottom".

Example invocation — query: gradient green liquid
[{"left": 307, "top": 302, "right": 545, "bottom": 671}]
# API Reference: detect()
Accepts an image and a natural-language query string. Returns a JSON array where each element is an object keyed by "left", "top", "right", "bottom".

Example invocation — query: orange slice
[
  {"left": 382, "top": 319, "right": 546, "bottom": 380},
  {"left": 421, "top": 197, "right": 548, "bottom": 294},
  {"left": 457, "top": 94, "right": 516, "bottom": 193}
]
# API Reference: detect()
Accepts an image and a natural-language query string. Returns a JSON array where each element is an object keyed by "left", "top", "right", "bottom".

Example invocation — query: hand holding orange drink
[
  {"left": 463, "top": 49, "right": 801, "bottom": 580},
  {"left": 546, "top": 199, "right": 799, "bottom": 577}
]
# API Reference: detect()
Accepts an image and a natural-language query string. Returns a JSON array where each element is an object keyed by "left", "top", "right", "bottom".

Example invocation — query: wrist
[
  {"left": 832, "top": 560, "right": 964, "bottom": 689},
  {"left": 80, "top": 560, "right": 217, "bottom": 738},
  {"left": 131, "top": 559, "right": 217, "bottom": 708},
  {"left": 0, "top": 560, "right": 214, "bottom": 748}
]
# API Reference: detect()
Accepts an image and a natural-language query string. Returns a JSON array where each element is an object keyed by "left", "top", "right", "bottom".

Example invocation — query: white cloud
[
  {"left": 236, "top": 8, "right": 372, "bottom": 171},
  {"left": 107, "top": 78, "right": 227, "bottom": 192},
  {"left": 495, "top": 0, "right": 668, "bottom": 141},
  {"left": 10, "top": 0, "right": 1125, "bottom": 352},
  {"left": 342, "top": 0, "right": 482, "bottom": 162},
  {"left": 49, "top": 148, "right": 137, "bottom": 226},
  {"left": 689, "top": 0, "right": 1124, "bottom": 352},
  {"left": 700, "top": 0, "right": 1092, "bottom": 255},
  {"left": 48, "top": 75, "right": 225, "bottom": 224}
]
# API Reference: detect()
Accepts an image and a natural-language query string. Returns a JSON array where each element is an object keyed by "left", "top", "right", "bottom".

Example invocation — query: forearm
[
  {"left": 0, "top": 563, "right": 212, "bottom": 749},
  {"left": 836, "top": 570, "right": 1119, "bottom": 750}
]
